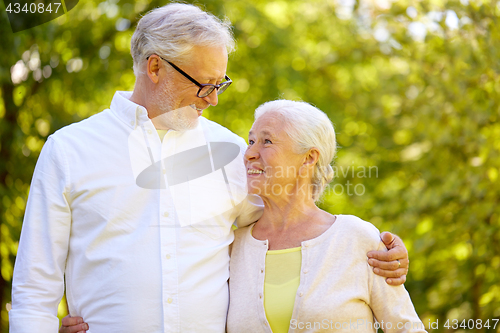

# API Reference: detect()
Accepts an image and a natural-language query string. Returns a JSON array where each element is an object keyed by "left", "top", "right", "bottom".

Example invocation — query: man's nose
[{"left": 203, "top": 90, "right": 219, "bottom": 106}]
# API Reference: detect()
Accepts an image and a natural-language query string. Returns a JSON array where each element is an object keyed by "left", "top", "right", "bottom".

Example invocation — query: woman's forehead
[{"left": 251, "top": 112, "right": 286, "bottom": 131}]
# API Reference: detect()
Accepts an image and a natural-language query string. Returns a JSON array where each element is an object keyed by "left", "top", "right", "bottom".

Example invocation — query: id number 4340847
[
  {"left": 444, "top": 318, "right": 499, "bottom": 330},
  {"left": 6, "top": 2, "right": 62, "bottom": 14}
]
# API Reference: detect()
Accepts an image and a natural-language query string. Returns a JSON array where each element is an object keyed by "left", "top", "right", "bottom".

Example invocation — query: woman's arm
[{"left": 369, "top": 241, "right": 426, "bottom": 333}]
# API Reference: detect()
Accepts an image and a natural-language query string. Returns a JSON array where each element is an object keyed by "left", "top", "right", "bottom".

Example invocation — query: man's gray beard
[
  {"left": 151, "top": 85, "right": 199, "bottom": 132},
  {"left": 162, "top": 107, "right": 199, "bottom": 132}
]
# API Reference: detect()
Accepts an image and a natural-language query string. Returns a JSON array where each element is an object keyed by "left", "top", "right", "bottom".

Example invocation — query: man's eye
[
  {"left": 248, "top": 140, "right": 255, "bottom": 145},
  {"left": 265, "top": 139, "right": 272, "bottom": 144}
]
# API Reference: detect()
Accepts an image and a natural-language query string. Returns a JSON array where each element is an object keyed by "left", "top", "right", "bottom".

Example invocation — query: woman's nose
[{"left": 244, "top": 144, "right": 259, "bottom": 161}]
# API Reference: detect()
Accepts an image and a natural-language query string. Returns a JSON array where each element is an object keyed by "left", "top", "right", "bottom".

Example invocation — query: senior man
[{"left": 10, "top": 4, "right": 409, "bottom": 333}]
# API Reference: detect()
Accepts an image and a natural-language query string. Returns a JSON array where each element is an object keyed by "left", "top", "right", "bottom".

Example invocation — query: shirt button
[
  {"left": 166, "top": 254, "right": 171, "bottom": 259},
  {"left": 147, "top": 129, "right": 152, "bottom": 134},
  {"left": 304, "top": 243, "right": 309, "bottom": 247},
  {"left": 303, "top": 269, "right": 308, "bottom": 274},
  {"left": 167, "top": 298, "right": 173, "bottom": 304},
  {"left": 264, "top": 322, "right": 268, "bottom": 326},
  {"left": 163, "top": 212, "right": 169, "bottom": 217},
  {"left": 162, "top": 169, "right": 166, "bottom": 174},
  {"left": 299, "top": 292, "right": 303, "bottom": 297},
  {"left": 259, "top": 294, "right": 263, "bottom": 299},
  {"left": 260, "top": 269, "right": 264, "bottom": 273}
]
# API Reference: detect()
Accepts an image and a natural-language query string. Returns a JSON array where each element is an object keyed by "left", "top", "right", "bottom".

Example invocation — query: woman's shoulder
[
  {"left": 231, "top": 223, "right": 260, "bottom": 259},
  {"left": 335, "top": 214, "right": 382, "bottom": 246}
]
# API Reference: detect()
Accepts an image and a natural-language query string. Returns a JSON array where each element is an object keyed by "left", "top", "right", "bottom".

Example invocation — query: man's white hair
[
  {"left": 254, "top": 100, "right": 337, "bottom": 202},
  {"left": 131, "top": 3, "right": 235, "bottom": 76}
]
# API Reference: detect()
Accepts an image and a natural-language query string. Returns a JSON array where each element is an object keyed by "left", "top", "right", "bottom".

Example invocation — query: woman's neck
[{"left": 253, "top": 193, "right": 336, "bottom": 250}]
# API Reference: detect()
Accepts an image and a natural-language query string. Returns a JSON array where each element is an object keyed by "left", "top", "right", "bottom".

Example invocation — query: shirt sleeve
[
  {"left": 234, "top": 194, "right": 264, "bottom": 228},
  {"left": 232, "top": 136, "right": 264, "bottom": 228},
  {"left": 9, "top": 136, "right": 72, "bottom": 333},
  {"left": 369, "top": 241, "right": 427, "bottom": 333}
]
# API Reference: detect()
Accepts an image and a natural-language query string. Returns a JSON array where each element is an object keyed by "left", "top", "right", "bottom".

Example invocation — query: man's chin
[{"left": 173, "top": 117, "right": 199, "bottom": 132}]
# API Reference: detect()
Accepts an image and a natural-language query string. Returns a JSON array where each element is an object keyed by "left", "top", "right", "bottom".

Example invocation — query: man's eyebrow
[{"left": 202, "top": 74, "right": 226, "bottom": 82}]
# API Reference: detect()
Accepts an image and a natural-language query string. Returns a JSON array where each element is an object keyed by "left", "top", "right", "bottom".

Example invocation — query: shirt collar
[{"left": 110, "top": 91, "right": 150, "bottom": 129}]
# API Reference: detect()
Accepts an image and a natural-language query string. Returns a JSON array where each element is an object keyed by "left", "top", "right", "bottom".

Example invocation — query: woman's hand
[
  {"left": 59, "top": 315, "right": 88, "bottom": 333},
  {"left": 367, "top": 232, "right": 409, "bottom": 286}
]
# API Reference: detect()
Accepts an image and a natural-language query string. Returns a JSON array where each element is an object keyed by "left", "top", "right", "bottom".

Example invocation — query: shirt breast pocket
[{"left": 168, "top": 169, "right": 236, "bottom": 239}]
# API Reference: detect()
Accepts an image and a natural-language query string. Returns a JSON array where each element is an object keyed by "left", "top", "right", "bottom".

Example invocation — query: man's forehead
[{"left": 183, "top": 45, "right": 228, "bottom": 79}]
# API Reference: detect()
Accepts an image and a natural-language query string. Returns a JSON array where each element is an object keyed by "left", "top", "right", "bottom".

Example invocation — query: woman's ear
[
  {"left": 303, "top": 148, "right": 320, "bottom": 167},
  {"left": 146, "top": 55, "right": 161, "bottom": 84},
  {"left": 299, "top": 148, "right": 320, "bottom": 179}
]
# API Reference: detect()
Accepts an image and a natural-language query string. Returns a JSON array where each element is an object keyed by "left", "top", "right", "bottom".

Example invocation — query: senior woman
[
  {"left": 59, "top": 99, "right": 414, "bottom": 333},
  {"left": 227, "top": 100, "right": 425, "bottom": 333}
]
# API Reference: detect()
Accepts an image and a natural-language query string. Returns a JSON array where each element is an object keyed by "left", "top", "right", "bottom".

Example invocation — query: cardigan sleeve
[{"left": 368, "top": 241, "right": 427, "bottom": 333}]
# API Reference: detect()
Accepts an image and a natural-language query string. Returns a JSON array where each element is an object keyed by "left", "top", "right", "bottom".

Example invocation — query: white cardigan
[{"left": 227, "top": 215, "right": 427, "bottom": 333}]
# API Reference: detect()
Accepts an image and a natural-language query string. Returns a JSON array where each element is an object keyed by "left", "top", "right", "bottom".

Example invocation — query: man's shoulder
[{"left": 51, "top": 109, "right": 113, "bottom": 141}]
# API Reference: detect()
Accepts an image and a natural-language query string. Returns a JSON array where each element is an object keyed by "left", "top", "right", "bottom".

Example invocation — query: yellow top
[
  {"left": 264, "top": 247, "right": 302, "bottom": 333},
  {"left": 156, "top": 129, "right": 169, "bottom": 141}
]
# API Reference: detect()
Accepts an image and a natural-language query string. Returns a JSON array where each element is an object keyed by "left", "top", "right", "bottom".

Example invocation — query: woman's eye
[{"left": 265, "top": 139, "right": 272, "bottom": 144}]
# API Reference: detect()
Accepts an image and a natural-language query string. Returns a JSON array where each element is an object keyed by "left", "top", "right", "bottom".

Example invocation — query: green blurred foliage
[{"left": 0, "top": 0, "right": 499, "bottom": 332}]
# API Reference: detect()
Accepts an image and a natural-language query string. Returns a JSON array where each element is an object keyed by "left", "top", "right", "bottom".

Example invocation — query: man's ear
[{"left": 146, "top": 55, "right": 161, "bottom": 84}]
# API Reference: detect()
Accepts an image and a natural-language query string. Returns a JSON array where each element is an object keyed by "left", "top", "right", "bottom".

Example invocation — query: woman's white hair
[
  {"left": 254, "top": 100, "right": 337, "bottom": 202},
  {"left": 131, "top": 3, "right": 235, "bottom": 76}
]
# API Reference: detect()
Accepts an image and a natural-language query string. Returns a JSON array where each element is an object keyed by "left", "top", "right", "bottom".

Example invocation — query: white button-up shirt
[{"left": 9, "top": 91, "right": 263, "bottom": 333}]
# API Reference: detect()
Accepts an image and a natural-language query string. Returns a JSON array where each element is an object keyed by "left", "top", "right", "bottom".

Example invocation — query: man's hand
[
  {"left": 59, "top": 315, "right": 88, "bottom": 333},
  {"left": 367, "top": 232, "right": 409, "bottom": 286}
]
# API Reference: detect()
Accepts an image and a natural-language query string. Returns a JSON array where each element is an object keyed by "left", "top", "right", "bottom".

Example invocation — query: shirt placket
[
  {"left": 139, "top": 116, "right": 181, "bottom": 333},
  {"left": 159, "top": 131, "right": 181, "bottom": 333}
]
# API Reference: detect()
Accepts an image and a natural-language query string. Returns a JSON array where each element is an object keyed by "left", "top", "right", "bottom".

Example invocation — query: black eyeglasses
[{"left": 147, "top": 55, "right": 232, "bottom": 98}]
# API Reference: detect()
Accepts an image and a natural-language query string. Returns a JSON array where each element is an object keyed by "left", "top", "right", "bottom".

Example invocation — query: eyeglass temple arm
[
  {"left": 165, "top": 59, "right": 204, "bottom": 88},
  {"left": 146, "top": 55, "right": 231, "bottom": 89},
  {"left": 146, "top": 55, "right": 203, "bottom": 88}
]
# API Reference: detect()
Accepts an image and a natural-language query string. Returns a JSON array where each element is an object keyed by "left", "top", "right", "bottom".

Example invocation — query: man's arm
[
  {"left": 9, "top": 137, "right": 72, "bottom": 332},
  {"left": 234, "top": 194, "right": 264, "bottom": 228},
  {"left": 59, "top": 315, "right": 88, "bottom": 333},
  {"left": 368, "top": 232, "right": 409, "bottom": 286}
]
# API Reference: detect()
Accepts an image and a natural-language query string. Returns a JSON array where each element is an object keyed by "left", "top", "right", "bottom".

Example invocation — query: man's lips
[{"left": 190, "top": 104, "right": 204, "bottom": 116}]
